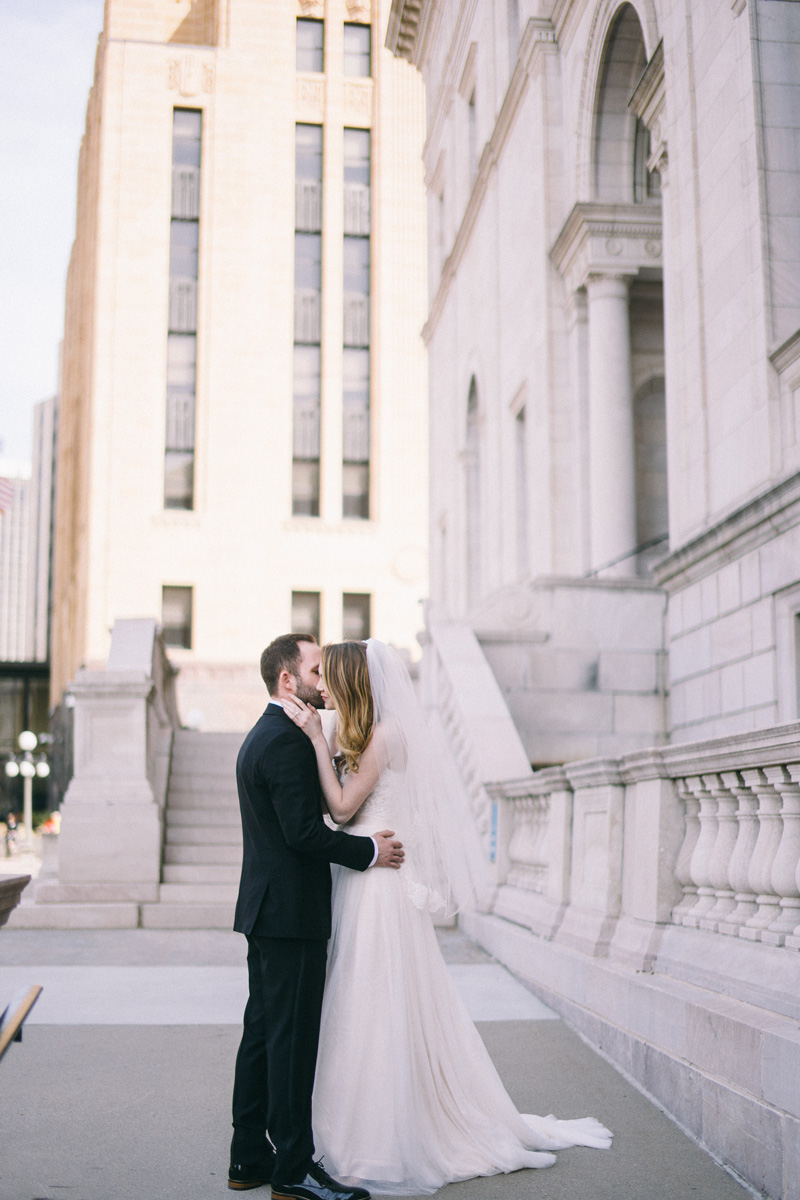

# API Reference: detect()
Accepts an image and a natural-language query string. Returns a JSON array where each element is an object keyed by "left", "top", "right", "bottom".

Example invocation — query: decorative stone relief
[
  {"left": 346, "top": 0, "right": 371, "bottom": 19},
  {"left": 298, "top": 0, "right": 324, "bottom": 15},
  {"left": 344, "top": 80, "right": 373, "bottom": 126},
  {"left": 168, "top": 55, "right": 214, "bottom": 96},
  {"left": 296, "top": 76, "right": 325, "bottom": 121}
]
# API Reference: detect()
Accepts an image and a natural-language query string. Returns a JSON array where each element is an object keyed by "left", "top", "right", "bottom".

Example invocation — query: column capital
[
  {"left": 586, "top": 273, "right": 635, "bottom": 300},
  {"left": 551, "top": 202, "right": 662, "bottom": 295}
]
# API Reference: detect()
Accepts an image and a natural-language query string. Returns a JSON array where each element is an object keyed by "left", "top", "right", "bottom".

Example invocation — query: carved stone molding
[
  {"left": 551, "top": 202, "right": 663, "bottom": 294},
  {"left": 386, "top": 0, "right": 428, "bottom": 63},
  {"left": 296, "top": 75, "right": 325, "bottom": 122},
  {"left": 167, "top": 55, "right": 214, "bottom": 97},
  {"left": 346, "top": 0, "right": 371, "bottom": 21},
  {"left": 343, "top": 79, "right": 373, "bottom": 127},
  {"left": 629, "top": 39, "right": 666, "bottom": 175},
  {"left": 297, "top": 0, "right": 324, "bottom": 16}
]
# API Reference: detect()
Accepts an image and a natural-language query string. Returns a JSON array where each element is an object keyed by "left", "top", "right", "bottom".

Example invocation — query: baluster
[
  {"left": 682, "top": 776, "right": 720, "bottom": 927},
  {"left": 740, "top": 768, "right": 783, "bottom": 940},
  {"left": 671, "top": 777, "right": 701, "bottom": 923},
  {"left": 699, "top": 773, "right": 739, "bottom": 931},
  {"left": 507, "top": 797, "right": 534, "bottom": 889},
  {"left": 762, "top": 764, "right": 800, "bottom": 946},
  {"left": 717, "top": 771, "right": 760, "bottom": 935}
]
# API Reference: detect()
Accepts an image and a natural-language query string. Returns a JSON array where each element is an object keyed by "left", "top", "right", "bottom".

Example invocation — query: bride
[{"left": 283, "top": 638, "right": 612, "bottom": 1196}]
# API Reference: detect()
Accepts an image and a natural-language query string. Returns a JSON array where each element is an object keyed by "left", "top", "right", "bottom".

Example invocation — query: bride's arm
[{"left": 283, "top": 700, "right": 383, "bottom": 824}]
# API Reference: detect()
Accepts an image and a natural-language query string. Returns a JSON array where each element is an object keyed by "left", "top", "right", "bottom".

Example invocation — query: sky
[{"left": 0, "top": 0, "right": 105, "bottom": 470}]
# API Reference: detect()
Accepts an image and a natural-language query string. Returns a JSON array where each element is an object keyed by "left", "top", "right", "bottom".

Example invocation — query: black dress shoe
[
  {"left": 227, "top": 1151, "right": 275, "bottom": 1191},
  {"left": 271, "top": 1158, "right": 370, "bottom": 1200}
]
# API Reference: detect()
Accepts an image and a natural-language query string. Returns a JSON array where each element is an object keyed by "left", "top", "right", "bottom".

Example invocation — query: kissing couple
[{"left": 229, "top": 634, "right": 612, "bottom": 1199}]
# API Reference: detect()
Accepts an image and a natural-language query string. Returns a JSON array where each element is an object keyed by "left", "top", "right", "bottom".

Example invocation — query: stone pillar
[{"left": 586, "top": 273, "right": 637, "bottom": 575}]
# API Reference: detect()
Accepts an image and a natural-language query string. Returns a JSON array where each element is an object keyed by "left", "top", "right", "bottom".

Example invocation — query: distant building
[
  {"left": 52, "top": 0, "right": 429, "bottom": 730},
  {"left": 0, "top": 471, "right": 30, "bottom": 663},
  {"left": 26, "top": 396, "right": 58, "bottom": 664}
]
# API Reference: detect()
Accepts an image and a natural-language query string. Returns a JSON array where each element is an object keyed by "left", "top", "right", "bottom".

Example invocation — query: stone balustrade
[{"left": 487, "top": 722, "right": 800, "bottom": 963}]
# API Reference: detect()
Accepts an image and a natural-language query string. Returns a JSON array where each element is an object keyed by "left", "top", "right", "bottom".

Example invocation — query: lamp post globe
[
  {"left": 18, "top": 731, "right": 37, "bottom": 752},
  {"left": 4, "top": 761, "right": 20, "bottom": 779}
]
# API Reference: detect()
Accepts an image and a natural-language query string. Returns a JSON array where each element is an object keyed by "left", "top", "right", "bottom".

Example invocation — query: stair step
[
  {"left": 166, "top": 791, "right": 239, "bottom": 810},
  {"left": 166, "top": 809, "right": 240, "bottom": 828},
  {"left": 140, "top": 902, "right": 236, "bottom": 929},
  {"left": 164, "top": 843, "right": 242, "bottom": 864},
  {"left": 163, "top": 864, "right": 240, "bottom": 884},
  {"left": 165, "top": 826, "right": 242, "bottom": 846},
  {"left": 159, "top": 882, "right": 239, "bottom": 904}
]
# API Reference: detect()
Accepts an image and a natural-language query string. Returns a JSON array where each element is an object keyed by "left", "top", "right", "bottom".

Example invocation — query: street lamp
[{"left": 4, "top": 732, "right": 50, "bottom": 849}]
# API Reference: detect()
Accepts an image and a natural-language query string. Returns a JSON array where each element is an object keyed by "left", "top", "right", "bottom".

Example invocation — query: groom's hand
[{"left": 373, "top": 830, "right": 404, "bottom": 869}]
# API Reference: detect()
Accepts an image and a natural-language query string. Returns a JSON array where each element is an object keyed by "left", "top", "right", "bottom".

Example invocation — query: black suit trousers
[{"left": 231, "top": 934, "right": 328, "bottom": 1181}]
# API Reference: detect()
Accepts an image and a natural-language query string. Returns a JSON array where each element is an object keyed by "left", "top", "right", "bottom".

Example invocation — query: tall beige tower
[{"left": 53, "top": 0, "right": 428, "bottom": 729}]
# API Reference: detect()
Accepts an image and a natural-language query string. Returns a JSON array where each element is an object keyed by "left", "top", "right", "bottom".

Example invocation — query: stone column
[{"left": 586, "top": 273, "right": 637, "bottom": 575}]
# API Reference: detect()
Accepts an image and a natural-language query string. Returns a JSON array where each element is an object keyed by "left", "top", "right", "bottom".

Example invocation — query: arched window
[{"left": 592, "top": 5, "right": 650, "bottom": 203}]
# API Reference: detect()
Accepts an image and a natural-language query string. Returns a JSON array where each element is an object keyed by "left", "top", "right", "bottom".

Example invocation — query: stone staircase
[{"left": 140, "top": 730, "right": 243, "bottom": 929}]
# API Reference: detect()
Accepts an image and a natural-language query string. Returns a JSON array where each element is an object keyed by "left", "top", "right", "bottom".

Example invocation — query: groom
[{"left": 229, "top": 633, "right": 404, "bottom": 1200}]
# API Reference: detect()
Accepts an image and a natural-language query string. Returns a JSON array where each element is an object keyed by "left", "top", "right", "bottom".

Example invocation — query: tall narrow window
[
  {"left": 162, "top": 585, "right": 193, "bottom": 648},
  {"left": 466, "top": 379, "right": 482, "bottom": 603},
  {"left": 344, "top": 23, "right": 371, "bottom": 77},
  {"left": 343, "top": 593, "right": 370, "bottom": 640},
  {"left": 165, "top": 109, "right": 201, "bottom": 510},
  {"left": 297, "top": 18, "right": 324, "bottom": 72},
  {"left": 293, "top": 125, "right": 323, "bottom": 516},
  {"left": 468, "top": 90, "right": 477, "bottom": 185},
  {"left": 515, "top": 406, "right": 528, "bottom": 577},
  {"left": 292, "top": 591, "right": 321, "bottom": 642},
  {"left": 507, "top": 0, "right": 520, "bottom": 68},
  {"left": 343, "top": 129, "right": 371, "bottom": 519}
]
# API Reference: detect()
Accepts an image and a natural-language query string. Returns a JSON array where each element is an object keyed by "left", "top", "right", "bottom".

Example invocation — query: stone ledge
[
  {"left": 5, "top": 903, "right": 140, "bottom": 930},
  {"left": 461, "top": 909, "right": 798, "bottom": 1200}
]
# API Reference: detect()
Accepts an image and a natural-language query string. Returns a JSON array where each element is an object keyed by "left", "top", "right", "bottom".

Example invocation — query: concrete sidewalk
[{"left": 1, "top": 929, "right": 753, "bottom": 1200}]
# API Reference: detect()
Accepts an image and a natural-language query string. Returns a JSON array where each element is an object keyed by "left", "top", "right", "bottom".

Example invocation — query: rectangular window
[
  {"left": 295, "top": 124, "right": 323, "bottom": 232},
  {"left": 343, "top": 593, "right": 370, "bottom": 641},
  {"left": 165, "top": 109, "right": 201, "bottom": 510},
  {"left": 343, "top": 23, "right": 371, "bottom": 77},
  {"left": 293, "top": 125, "right": 323, "bottom": 518},
  {"left": 343, "top": 129, "right": 371, "bottom": 520},
  {"left": 297, "top": 18, "right": 324, "bottom": 73},
  {"left": 292, "top": 591, "right": 321, "bottom": 642},
  {"left": 162, "top": 585, "right": 193, "bottom": 649},
  {"left": 342, "top": 348, "right": 369, "bottom": 518},
  {"left": 293, "top": 346, "right": 321, "bottom": 517},
  {"left": 515, "top": 407, "right": 528, "bottom": 576}
]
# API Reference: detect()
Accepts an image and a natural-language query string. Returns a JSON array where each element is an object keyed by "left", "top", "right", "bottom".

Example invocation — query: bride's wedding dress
[{"left": 312, "top": 770, "right": 612, "bottom": 1196}]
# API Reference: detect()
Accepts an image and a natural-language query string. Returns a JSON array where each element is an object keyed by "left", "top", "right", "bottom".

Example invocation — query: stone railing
[
  {"left": 35, "top": 619, "right": 179, "bottom": 910},
  {"left": 487, "top": 723, "right": 800, "bottom": 966}
]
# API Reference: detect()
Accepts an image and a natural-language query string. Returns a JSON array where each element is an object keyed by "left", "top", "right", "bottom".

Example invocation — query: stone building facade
[
  {"left": 389, "top": 2, "right": 800, "bottom": 1196},
  {"left": 52, "top": 0, "right": 429, "bottom": 730}
]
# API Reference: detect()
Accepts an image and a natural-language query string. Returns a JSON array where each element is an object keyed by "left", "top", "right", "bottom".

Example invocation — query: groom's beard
[{"left": 293, "top": 678, "right": 326, "bottom": 709}]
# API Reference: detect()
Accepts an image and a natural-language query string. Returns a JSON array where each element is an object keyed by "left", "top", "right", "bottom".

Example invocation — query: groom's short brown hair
[{"left": 260, "top": 633, "right": 317, "bottom": 694}]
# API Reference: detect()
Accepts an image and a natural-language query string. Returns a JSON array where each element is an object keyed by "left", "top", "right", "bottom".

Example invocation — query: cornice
[
  {"left": 423, "top": 18, "right": 558, "bottom": 343},
  {"left": 629, "top": 39, "right": 666, "bottom": 173},
  {"left": 550, "top": 201, "right": 662, "bottom": 294},
  {"left": 770, "top": 326, "right": 800, "bottom": 376},
  {"left": 386, "top": 0, "right": 426, "bottom": 62},
  {"left": 652, "top": 468, "right": 800, "bottom": 590}
]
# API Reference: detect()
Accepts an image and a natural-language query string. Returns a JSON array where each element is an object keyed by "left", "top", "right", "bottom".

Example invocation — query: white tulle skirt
[{"left": 312, "top": 859, "right": 612, "bottom": 1195}]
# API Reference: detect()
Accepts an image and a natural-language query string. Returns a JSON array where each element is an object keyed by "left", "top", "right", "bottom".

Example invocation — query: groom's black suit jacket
[{"left": 233, "top": 702, "right": 375, "bottom": 939}]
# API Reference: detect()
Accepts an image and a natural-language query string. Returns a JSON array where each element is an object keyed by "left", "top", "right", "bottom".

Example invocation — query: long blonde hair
[{"left": 321, "top": 641, "right": 373, "bottom": 773}]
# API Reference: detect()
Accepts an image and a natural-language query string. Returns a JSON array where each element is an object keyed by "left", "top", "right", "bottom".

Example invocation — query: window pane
[
  {"left": 343, "top": 348, "right": 369, "bottom": 400},
  {"left": 162, "top": 585, "right": 193, "bottom": 647},
  {"left": 297, "top": 18, "right": 324, "bottom": 72},
  {"left": 172, "top": 109, "right": 202, "bottom": 167},
  {"left": 292, "top": 591, "right": 321, "bottom": 640},
  {"left": 164, "top": 451, "right": 194, "bottom": 509},
  {"left": 167, "top": 334, "right": 197, "bottom": 389},
  {"left": 292, "top": 462, "right": 320, "bottom": 517},
  {"left": 343, "top": 23, "right": 371, "bottom": 77},
  {"left": 294, "top": 233, "right": 322, "bottom": 291},
  {"left": 296, "top": 124, "right": 323, "bottom": 180},
  {"left": 294, "top": 345, "right": 321, "bottom": 400},
  {"left": 343, "top": 129, "right": 370, "bottom": 185},
  {"left": 343, "top": 593, "right": 370, "bottom": 640},
  {"left": 169, "top": 220, "right": 199, "bottom": 279},
  {"left": 343, "top": 463, "right": 369, "bottom": 519},
  {"left": 343, "top": 237, "right": 370, "bottom": 295}
]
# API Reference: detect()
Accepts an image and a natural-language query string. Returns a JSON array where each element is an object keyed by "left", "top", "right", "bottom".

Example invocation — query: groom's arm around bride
[{"left": 229, "top": 633, "right": 401, "bottom": 1200}]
